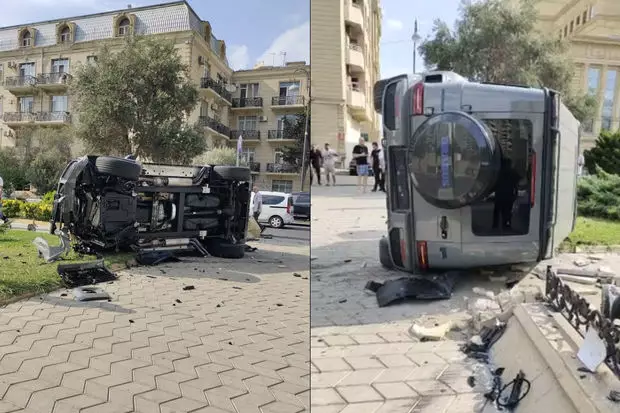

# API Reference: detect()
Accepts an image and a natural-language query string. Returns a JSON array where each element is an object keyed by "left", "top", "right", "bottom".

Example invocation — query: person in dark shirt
[
  {"left": 370, "top": 142, "right": 385, "bottom": 192},
  {"left": 309, "top": 145, "right": 323, "bottom": 185},
  {"left": 352, "top": 138, "right": 369, "bottom": 193},
  {"left": 492, "top": 158, "right": 520, "bottom": 230}
]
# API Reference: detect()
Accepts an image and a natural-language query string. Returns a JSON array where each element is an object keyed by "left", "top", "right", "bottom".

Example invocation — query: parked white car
[{"left": 250, "top": 191, "right": 295, "bottom": 228}]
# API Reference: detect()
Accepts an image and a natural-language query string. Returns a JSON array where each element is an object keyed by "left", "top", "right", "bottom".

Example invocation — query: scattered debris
[
  {"left": 557, "top": 274, "right": 597, "bottom": 285},
  {"left": 129, "top": 319, "right": 134, "bottom": 324},
  {"left": 182, "top": 285, "right": 195, "bottom": 291},
  {"left": 60, "top": 293, "right": 68, "bottom": 297},
  {"left": 175, "top": 299, "right": 182, "bottom": 304},
  {"left": 573, "top": 258, "right": 589, "bottom": 267},
  {"left": 338, "top": 299, "right": 347, "bottom": 304},
  {"left": 496, "top": 370, "right": 530, "bottom": 409},
  {"left": 293, "top": 273, "right": 301, "bottom": 278},
  {"left": 467, "top": 376, "right": 476, "bottom": 388},
  {"left": 244, "top": 246, "right": 257, "bottom": 252},
  {"left": 365, "top": 272, "right": 457, "bottom": 307},
  {"left": 608, "top": 390, "right": 620, "bottom": 403},
  {"left": 73, "top": 286, "right": 111, "bottom": 302},
  {"left": 232, "top": 286, "right": 242, "bottom": 290},
  {"left": 146, "top": 275, "right": 157, "bottom": 279},
  {"left": 344, "top": 259, "right": 352, "bottom": 263},
  {"left": 411, "top": 321, "right": 454, "bottom": 341},
  {"left": 33, "top": 232, "right": 71, "bottom": 263},
  {"left": 461, "top": 321, "right": 507, "bottom": 361},
  {"left": 275, "top": 303, "right": 283, "bottom": 307},
  {"left": 472, "top": 287, "right": 496, "bottom": 299},
  {"left": 57, "top": 260, "right": 117, "bottom": 288},
  {"left": 135, "top": 251, "right": 180, "bottom": 266}
]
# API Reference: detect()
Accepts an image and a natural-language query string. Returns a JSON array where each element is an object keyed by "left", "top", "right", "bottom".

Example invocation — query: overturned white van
[{"left": 375, "top": 71, "right": 581, "bottom": 272}]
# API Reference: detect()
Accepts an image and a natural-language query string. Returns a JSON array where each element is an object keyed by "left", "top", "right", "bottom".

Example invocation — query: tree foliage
[
  {"left": 583, "top": 130, "right": 620, "bottom": 175},
  {"left": 419, "top": 0, "right": 597, "bottom": 122},
  {"left": 577, "top": 166, "right": 620, "bottom": 221},
  {"left": 280, "top": 110, "right": 309, "bottom": 166},
  {"left": 70, "top": 36, "right": 206, "bottom": 163},
  {"left": 194, "top": 146, "right": 247, "bottom": 166}
]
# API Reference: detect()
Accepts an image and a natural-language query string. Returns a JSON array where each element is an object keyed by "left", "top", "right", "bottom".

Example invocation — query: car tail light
[
  {"left": 417, "top": 241, "right": 428, "bottom": 271},
  {"left": 530, "top": 152, "right": 536, "bottom": 207},
  {"left": 412, "top": 82, "right": 424, "bottom": 116}
]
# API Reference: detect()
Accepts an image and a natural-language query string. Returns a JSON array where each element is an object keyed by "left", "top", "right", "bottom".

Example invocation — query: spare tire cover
[{"left": 408, "top": 111, "right": 501, "bottom": 209}]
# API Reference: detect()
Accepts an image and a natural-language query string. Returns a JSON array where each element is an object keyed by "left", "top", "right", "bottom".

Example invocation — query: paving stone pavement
[
  {"left": 310, "top": 186, "right": 493, "bottom": 413},
  {"left": 0, "top": 230, "right": 309, "bottom": 413}
]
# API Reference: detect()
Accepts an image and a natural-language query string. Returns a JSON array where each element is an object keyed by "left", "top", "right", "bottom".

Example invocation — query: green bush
[
  {"left": 2, "top": 200, "right": 23, "bottom": 218},
  {"left": 0, "top": 199, "right": 52, "bottom": 221},
  {"left": 577, "top": 167, "right": 620, "bottom": 221},
  {"left": 583, "top": 130, "right": 620, "bottom": 175}
]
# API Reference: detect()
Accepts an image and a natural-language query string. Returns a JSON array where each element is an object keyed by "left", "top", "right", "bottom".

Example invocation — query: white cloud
[
  {"left": 386, "top": 19, "right": 404, "bottom": 31},
  {"left": 227, "top": 45, "right": 250, "bottom": 70},
  {"left": 256, "top": 21, "right": 309, "bottom": 67}
]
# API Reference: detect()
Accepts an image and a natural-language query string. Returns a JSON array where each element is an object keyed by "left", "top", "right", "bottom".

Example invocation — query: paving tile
[
  {"left": 311, "top": 358, "right": 352, "bottom": 373},
  {"left": 374, "top": 398, "right": 420, "bottom": 413},
  {"left": 311, "top": 388, "right": 346, "bottom": 406},
  {"left": 336, "top": 369, "right": 383, "bottom": 386},
  {"left": 336, "top": 385, "right": 384, "bottom": 403},
  {"left": 407, "top": 380, "right": 456, "bottom": 397},
  {"left": 373, "top": 382, "right": 419, "bottom": 399},
  {"left": 410, "top": 395, "right": 456, "bottom": 412},
  {"left": 343, "top": 356, "right": 385, "bottom": 370}
]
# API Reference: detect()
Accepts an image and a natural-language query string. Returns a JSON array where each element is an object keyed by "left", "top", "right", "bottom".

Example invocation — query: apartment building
[
  {"left": 533, "top": 0, "right": 620, "bottom": 149},
  {"left": 0, "top": 1, "right": 308, "bottom": 192},
  {"left": 230, "top": 62, "right": 309, "bottom": 193},
  {"left": 311, "top": 0, "right": 382, "bottom": 167}
]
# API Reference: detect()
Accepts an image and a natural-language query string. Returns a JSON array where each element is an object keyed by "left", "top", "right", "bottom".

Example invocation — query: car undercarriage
[{"left": 47, "top": 155, "right": 251, "bottom": 259}]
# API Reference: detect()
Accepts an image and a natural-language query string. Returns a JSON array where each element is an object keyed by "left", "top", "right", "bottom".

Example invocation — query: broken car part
[
  {"left": 73, "top": 286, "right": 111, "bottom": 302},
  {"left": 57, "top": 260, "right": 117, "bottom": 288},
  {"left": 497, "top": 370, "right": 531, "bottom": 410},
  {"left": 135, "top": 250, "right": 181, "bottom": 266},
  {"left": 364, "top": 272, "right": 458, "bottom": 307},
  {"left": 461, "top": 322, "right": 507, "bottom": 361},
  {"left": 33, "top": 230, "right": 71, "bottom": 263}
]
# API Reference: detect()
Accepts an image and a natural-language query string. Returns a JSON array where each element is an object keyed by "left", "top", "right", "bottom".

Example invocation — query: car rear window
[
  {"left": 296, "top": 194, "right": 310, "bottom": 203},
  {"left": 263, "top": 195, "right": 285, "bottom": 205}
]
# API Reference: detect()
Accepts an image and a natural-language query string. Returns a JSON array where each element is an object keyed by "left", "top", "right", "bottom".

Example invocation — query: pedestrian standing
[
  {"left": 0, "top": 175, "right": 7, "bottom": 223},
  {"left": 251, "top": 186, "right": 264, "bottom": 233},
  {"left": 322, "top": 143, "right": 339, "bottom": 186},
  {"left": 370, "top": 142, "right": 385, "bottom": 192},
  {"left": 352, "top": 138, "right": 369, "bottom": 193},
  {"left": 309, "top": 145, "right": 323, "bottom": 185}
]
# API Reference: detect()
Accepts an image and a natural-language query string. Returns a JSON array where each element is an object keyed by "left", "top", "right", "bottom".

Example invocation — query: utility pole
[
  {"left": 294, "top": 67, "right": 311, "bottom": 191},
  {"left": 411, "top": 19, "right": 421, "bottom": 74}
]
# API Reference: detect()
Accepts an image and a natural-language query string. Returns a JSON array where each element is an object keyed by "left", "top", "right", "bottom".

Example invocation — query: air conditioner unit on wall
[{"left": 259, "top": 116, "right": 268, "bottom": 122}]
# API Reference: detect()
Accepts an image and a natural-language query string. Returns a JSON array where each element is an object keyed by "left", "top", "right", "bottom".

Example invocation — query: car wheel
[
  {"left": 379, "top": 236, "right": 394, "bottom": 269},
  {"left": 269, "top": 215, "right": 283, "bottom": 228},
  {"left": 203, "top": 238, "right": 245, "bottom": 259},
  {"left": 95, "top": 156, "right": 142, "bottom": 181},
  {"left": 211, "top": 166, "right": 251, "bottom": 181}
]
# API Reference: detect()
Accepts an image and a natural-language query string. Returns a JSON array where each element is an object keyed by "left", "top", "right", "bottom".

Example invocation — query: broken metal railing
[{"left": 545, "top": 265, "right": 620, "bottom": 377}]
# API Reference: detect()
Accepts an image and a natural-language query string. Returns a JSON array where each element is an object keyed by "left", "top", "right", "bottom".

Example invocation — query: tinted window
[
  {"left": 383, "top": 82, "right": 398, "bottom": 130},
  {"left": 297, "top": 194, "right": 310, "bottom": 203},
  {"left": 262, "top": 195, "right": 285, "bottom": 205}
]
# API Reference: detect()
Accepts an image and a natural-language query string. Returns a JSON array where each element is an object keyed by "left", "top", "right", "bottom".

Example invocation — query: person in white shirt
[
  {"left": 321, "top": 143, "right": 339, "bottom": 186},
  {"left": 251, "top": 186, "right": 264, "bottom": 232}
]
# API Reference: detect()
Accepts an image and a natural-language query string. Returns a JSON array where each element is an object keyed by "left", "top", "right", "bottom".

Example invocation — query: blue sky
[
  {"left": 0, "top": 0, "right": 310, "bottom": 70},
  {"left": 379, "top": 0, "right": 461, "bottom": 78}
]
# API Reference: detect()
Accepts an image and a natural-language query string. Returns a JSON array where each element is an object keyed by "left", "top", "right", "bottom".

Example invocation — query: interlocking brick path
[
  {"left": 310, "top": 186, "right": 491, "bottom": 413},
  {"left": 0, "top": 230, "right": 309, "bottom": 413}
]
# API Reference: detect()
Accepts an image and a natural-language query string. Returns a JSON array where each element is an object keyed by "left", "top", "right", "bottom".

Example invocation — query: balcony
[
  {"left": 231, "top": 97, "right": 263, "bottom": 110},
  {"left": 344, "top": 0, "right": 364, "bottom": 28},
  {"left": 200, "top": 77, "right": 232, "bottom": 104},
  {"left": 347, "top": 86, "right": 371, "bottom": 122},
  {"left": 198, "top": 116, "right": 230, "bottom": 140},
  {"left": 2, "top": 111, "right": 72, "bottom": 127},
  {"left": 230, "top": 130, "right": 261, "bottom": 140},
  {"left": 37, "top": 72, "right": 72, "bottom": 91},
  {"left": 266, "top": 163, "right": 300, "bottom": 174},
  {"left": 271, "top": 95, "right": 305, "bottom": 110},
  {"left": 346, "top": 43, "right": 365, "bottom": 72},
  {"left": 248, "top": 162, "right": 260, "bottom": 173},
  {"left": 267, "top": 129, "right": 298, "bottom": 142},
  {"left": 3, "top": 76, "right": 37, "bottom": 95}
]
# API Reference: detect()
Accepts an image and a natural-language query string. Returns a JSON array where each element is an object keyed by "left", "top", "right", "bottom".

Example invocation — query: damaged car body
[{"left": 46, "top": 155, "right": 251, "bottom": 259}]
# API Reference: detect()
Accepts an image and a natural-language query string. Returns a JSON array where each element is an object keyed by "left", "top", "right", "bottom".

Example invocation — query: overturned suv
[{"left": 50, "top": 155, "right": 251, "bottom": 258}]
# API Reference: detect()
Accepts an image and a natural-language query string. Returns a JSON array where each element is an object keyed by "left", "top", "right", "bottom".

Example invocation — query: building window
[
  {"left": 563, "top": 26, "right": 568, "bottom": 37},
  {"left": 277, "top": 114, "right": 298, "bottom": 131},
  {"left": 19, "top": 62, "right": 35, "bottom": 79},
  {"left": 361, "top": 133, "right": 369, "bottom": 142},
  {"left": 240, "top": 148, "right": 255, "bottom": 164},
  {"left": 51, "top": 95, "right": 68, "bottom": 113},
  {"left": 587, "top": 67, "right": 601, "bottom": 95},
  {"left": 118, "top": 18, "right": 131, "bottom": 36},
  {"left": 601, "top": 69, "right": 617, "bottom": 131},
  {"left": 272, "top": 180, "right": 293, "bottom": 193},
  {"left": 20, "top": 31, "right": 32, "bottom": 47},
  {"left": 583, "top": 10, "right": 588, "bottom": 24},
  {"left": 60, "top": 27, "right": 71, "bottom": 43},
  {"left": 576, "top": 15, "right": 580, "bottom": 25},
  {"left": 86, "top": 55, "right": 98, "bottom": 65},
  {"left": 569, "top": 21, "right": 574, "bottom": 33},
  {"left": 51, "top": 58, "right": 69, "bottom": 73},
  {"left": 274, "top": 150, "right": 284, "bottom": 164},
  {"left": 240, "top": 83, "right": 259, "bottom": 98},
  {"left": 19, "top": 96, "right": 34, "bottom": 113},
  {"left": 238, "top": 116, "right": 258, "bottom": 131}
]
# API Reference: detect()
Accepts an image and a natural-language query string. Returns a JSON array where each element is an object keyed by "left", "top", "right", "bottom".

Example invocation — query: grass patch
[
  {"left": 0, "top": 230, "right": 132, "bottom": 301},
  {"left": 562, "top": 217, "right": 620, "bottom": 250}
]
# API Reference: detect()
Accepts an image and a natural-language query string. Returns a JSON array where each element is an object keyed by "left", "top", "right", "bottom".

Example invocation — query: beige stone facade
[
  {"left": 0, "top": 1, "right": 308, "bottom": 193},
  {"left": 533, "top": 0, "right": 620, "bottom": 149},
  {"left": 310, "top": 0, "right": 381, "bottom": 167}
]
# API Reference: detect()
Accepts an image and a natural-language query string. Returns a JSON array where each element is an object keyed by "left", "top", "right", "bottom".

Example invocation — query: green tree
[
  {"left": 0, "top": 148, "right": 27, "bottom": 195},
  {"left": 194, "top": 146, "right": 247, "bottom": 166},
  {"left": 70, "top": 36, "right": 206, "bottom": 163},
  {"left": 419, "top": 0, "right": 597, "bottom": 123},
  {"left": 583, "top": 130, "right": 620, "bottom": 175},
  {"left": 280, "top": 110, "right": 309, "bottom": 167}
]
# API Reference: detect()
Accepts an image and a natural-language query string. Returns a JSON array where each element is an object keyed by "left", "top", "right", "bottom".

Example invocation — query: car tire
[
  {"left": 204, "top": 238, "right": 245, "bottom": 259},
  {"left": 212, "top": 166, "right": 251, "bottom": 181},
  {"left": 269, "top": 215, "right": 284, "bottom": 228},
  {"left": 379, "top": 236, "right": 394, "bottom": 269},
  {"left": 95, "top": 156, "right": 142, "bottom": 181}
]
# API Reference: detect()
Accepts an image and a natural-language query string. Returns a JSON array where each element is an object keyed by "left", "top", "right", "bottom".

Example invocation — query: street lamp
[
  {"left": 411, "top": 19, "right": 421, "bottom": 74},
  {"left": 293, "top": 67, "right": 311, "bottom": 192}
]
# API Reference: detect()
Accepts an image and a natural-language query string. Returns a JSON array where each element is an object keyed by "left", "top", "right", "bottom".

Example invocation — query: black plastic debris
[
  {"left": 182, "top": 285, "right": 195, "bottom": 291},
  {"left": 73, "top": 286, "right": 111, "bottom": 302},
  {"left": 609, "top": 390, "right": 620, "bottom": 403},
  {"left": 57, "top": 260, "right": 117, "bottom": 288},
  {"left": 365, "top": 272, "right": 458, "bottom": 307},
  {"left": 245, "top": 246, "right": 257, "bottom": 252},
  {"left": 461, "top": 322, "right": 507, "bottom": 361},
  {"left": 497, "top": 370, "right": 531, "bottom": 409},
  {"left": 136, "top": 251, "right": 181, "bottom": 266}
]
